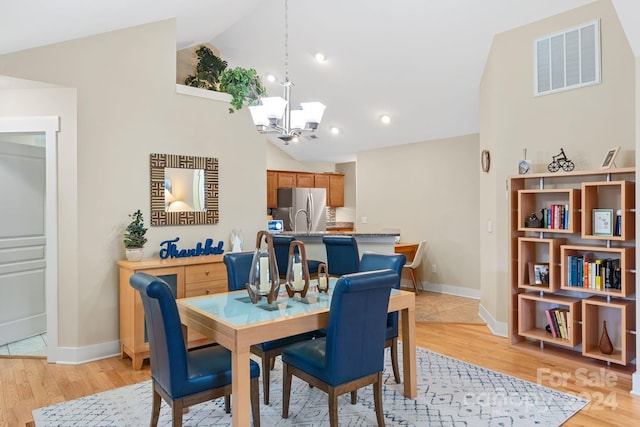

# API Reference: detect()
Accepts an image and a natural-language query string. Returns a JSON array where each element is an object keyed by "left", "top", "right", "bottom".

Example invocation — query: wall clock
[{"left": 481, "top": 149, "right": 490, "bottom": 173}]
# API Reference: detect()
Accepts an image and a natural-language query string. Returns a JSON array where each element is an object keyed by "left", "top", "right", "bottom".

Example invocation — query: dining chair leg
[
  {"left": 250, "top": 377, "right": 261, "bottom": 427},
  {"left": 373, "top": 373, "right": 385, "bottom": 427},
  {"left": 262, "top": 354, "right": 271, "bottom": 404},
  {"left": 172, "top": 399, "right": 184, "bottom": 427},
  {"left": 224, "top": 395, "right": 231, "bottom": 414},
  {"left": 150, "top": 384, "right": 161, "bottom": 427},
  {"left": 390, "top": 337, "right": 401, "bottom": 383},
  {"left": 328, "top": 388, "right": 339, "bottom": 427},
  {"left": 282, "top": 363, "right": 292, "bottom": 418},
  {"left": 409, "top": 268, "right": 418, "bottom": 293}
]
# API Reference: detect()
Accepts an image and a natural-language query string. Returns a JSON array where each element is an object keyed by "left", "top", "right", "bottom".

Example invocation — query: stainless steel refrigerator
[{"left": 274, "top": 187, "right": 326, "bottom": 232}]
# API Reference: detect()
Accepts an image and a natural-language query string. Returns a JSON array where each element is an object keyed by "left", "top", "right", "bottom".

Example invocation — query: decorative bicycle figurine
[{"left": 548, "top": 148, "right": 575, "bottom": 172}]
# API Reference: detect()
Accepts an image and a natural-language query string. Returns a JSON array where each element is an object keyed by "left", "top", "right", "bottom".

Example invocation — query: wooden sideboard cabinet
[{"left": 118, "top": 255, "right": 227, "bottom": 369}]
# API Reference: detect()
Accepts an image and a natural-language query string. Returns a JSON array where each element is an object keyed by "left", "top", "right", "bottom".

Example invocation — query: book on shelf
[
  {"left": 566, "top": 255, "right": 621, "bottom": 290},
  {"left": 545, "top": 307, "right": 570, "bottom": 340},
  {"left": 540, "top": 204, "right": 569, "bottom": 230},
  {"left": 545, "top": 309, "right": 559, "bottom": 338}
]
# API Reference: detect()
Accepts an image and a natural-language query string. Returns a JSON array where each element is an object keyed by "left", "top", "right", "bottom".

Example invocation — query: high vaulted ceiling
[{"left": 0, "top": 0, "right": 605, "bottom": 163}]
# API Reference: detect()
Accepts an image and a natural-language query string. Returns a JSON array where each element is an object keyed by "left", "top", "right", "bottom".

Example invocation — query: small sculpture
[
  {"left": 524, "top": 212, "right": 543, "bottom": 228},
  {"left": 548, "top": 148, "right": 575, "bottom": 172}
]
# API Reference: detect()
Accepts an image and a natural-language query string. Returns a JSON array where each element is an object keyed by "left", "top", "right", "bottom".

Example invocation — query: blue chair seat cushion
[
  {"left": 253, "top": 331, "right": 321, "bottom": 352},
  {"left": 282, "top": 337, "right": 329, "bottom": 382},
  {"left": 306, "top": 259, "right": 322, "bottom": 274},
  {"left": 169, "top": 345, "right": 260, "bottom": 398}
]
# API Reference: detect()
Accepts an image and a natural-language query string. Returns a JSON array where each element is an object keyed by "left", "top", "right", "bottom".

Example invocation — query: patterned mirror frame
[{"left": 150, "top": 153, "right": 219, "bottom": 226}]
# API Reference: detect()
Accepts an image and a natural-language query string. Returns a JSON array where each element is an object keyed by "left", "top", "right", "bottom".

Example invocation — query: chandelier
[{"left": 248, "top": 0, "right": 326, "bottom": 144}]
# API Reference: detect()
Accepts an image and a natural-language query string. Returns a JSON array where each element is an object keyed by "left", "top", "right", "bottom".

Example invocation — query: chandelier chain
[{"left": 284, "top": 0, "right": 289, "bottom": 82}]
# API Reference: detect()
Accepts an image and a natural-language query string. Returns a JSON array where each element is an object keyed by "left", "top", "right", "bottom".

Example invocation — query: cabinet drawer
[
  {"left": 185, "top": 262, "right": 226, "bottom": 283},
  {"left": 185, "top": 280, "right": 228, "bottom": 297}
]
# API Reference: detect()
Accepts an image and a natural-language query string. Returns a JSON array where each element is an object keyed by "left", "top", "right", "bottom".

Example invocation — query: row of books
[
  {"left": 540, "top": 204, "right": 570, "bottom": 229},
  {"left": 545, "top": 308, "right": 571, "bottom": 340},
  {"left": 566, "top": 255, "right": 621, "bottom": 290}
]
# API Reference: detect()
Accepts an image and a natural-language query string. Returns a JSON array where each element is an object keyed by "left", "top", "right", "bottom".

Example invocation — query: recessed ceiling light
[
  {"left": 314, "top": 52, "right": 326, "bottom": 63},
  {"left": 266, "top": 74, "right": 277, "bottom": 82},
  {"left": 330, "top": 126, "right": 340, "bottom": 135},
  {"left": 380, "top": 115, "right": 391, "bottom": 124}
]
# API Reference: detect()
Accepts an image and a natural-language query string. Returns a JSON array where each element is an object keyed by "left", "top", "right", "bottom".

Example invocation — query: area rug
[{"left": 32, "top": 347, "right": 588, "bottom": 426}]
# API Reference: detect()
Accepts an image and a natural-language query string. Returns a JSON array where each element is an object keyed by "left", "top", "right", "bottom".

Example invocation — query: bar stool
[{"left": 322, "top": 235, "right": 360, "bottom": 277}]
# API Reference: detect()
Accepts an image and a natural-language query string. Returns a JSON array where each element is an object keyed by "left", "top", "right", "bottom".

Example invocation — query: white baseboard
[
  {"left": 632, "top": 372, "right": 640, "bottom": 396},
  {"left": 55, "top": 340, "right": 121, "bottom": 365},
  {"left": 412, "top": 280, "right": 481, "bottom": 299},
  {"left": 0, "top": 314, "right": 46, "bottom": 346},
  {"left": 478, "top": 303, "right": 508, "bottom": 337}
]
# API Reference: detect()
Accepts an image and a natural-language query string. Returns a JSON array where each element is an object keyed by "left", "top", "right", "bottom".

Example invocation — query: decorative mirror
[{"left": 150, "top": 153, "right": 219, "bottom": 226}]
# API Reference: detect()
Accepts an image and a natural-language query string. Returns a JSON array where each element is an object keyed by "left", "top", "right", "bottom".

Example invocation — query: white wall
[
  {"left": 0, "top": 20, "right": 266, "bottom": 356},
  {"left": 356, "top": 134, "right": 480, "bottom": 295},
  {"left": 479, "top": 0, "right": 636, "bottom": 330}
]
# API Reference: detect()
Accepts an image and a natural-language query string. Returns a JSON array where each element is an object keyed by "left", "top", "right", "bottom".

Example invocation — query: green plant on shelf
[{"left": 219, "top": 66, "right": 266, "bottom": 113}]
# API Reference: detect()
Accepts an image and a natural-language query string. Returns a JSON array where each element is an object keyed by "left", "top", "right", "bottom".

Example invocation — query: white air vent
[{"left": 534, "top": 20, "right": 600, "bottom": 96}]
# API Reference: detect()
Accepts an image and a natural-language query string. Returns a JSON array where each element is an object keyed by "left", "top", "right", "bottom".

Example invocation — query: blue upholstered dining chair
[
  {"left": 359, "top": 251, "right": 406, "bottom": 384},
  {"left": 322, "top": 235, "right": 360, "bottom": 276},
  {"left": 281, "top": 269, "right": 397, "bottom": 427},
  {"left": 223, "top": 251, "right": 323, "bottom": 405},
  {"left": 272, "top": 234, "right": 322, "bottom": 280},
  {"left": 129, "top": 272, "right": 261, "bottom": 427}
]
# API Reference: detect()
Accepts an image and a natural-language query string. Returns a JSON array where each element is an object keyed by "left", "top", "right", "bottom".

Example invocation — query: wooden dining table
[{"left": 176, "top": 282, "right": 417, "bottom": 427}]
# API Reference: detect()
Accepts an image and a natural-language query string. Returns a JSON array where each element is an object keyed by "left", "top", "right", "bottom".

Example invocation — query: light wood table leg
[
  {"left": 231, "top": 345, "right": 252, "bottom": 427},
  {"left": 400, "top": 306, "right": 417, "bottom": 398}
]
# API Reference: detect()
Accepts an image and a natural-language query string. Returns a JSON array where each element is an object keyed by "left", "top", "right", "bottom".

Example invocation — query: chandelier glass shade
[{"left": 248, "top": 0, "right": 326, "bottom": 144}]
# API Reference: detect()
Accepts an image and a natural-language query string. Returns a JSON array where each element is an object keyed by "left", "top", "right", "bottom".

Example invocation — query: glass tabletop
[{"left": 181, "top": 279, "right": 401, "bottom": 327}]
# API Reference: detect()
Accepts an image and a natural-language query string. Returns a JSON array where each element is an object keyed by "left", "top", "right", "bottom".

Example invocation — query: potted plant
[
  {"left": 184, "top": 45, "right": 228, "bottom": 90},
  {"left": 184, "top": 45, "right": 266, "bottom": 113},
  {"left": 219, "top": 66, "right": 266, "bottom": 113},
  {"left": 124, "top": 209, "right": 148, "bottom": 261}
]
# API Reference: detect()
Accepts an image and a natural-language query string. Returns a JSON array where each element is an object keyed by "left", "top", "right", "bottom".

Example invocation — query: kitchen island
[{"left": 276, "top": 231, "right": 399, "bottom": 262}]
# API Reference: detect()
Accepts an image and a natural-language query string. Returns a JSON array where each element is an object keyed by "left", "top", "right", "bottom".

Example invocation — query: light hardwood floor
[{"left": 2, "top": 295, "right": 639, "bottom": 426}]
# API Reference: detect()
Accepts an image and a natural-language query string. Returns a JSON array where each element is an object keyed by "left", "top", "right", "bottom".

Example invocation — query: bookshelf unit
[{"left": 509, "top": 167, "right": 636, "bottom": 368}]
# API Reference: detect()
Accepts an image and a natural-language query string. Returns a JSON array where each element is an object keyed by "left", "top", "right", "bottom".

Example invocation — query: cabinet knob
[
  {"left": 206, "top": 289, "right": 211, "bottom": 294},
  {"left": 205, "top": 270, "right": 210, "bottom": 275}
]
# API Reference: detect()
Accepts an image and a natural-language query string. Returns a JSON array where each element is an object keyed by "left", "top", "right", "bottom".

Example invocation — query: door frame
[{"left": 0, "top": 116, "right": 59, "bottom": 362}]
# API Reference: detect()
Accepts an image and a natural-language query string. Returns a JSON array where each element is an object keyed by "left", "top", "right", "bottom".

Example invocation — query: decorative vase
[
  {"left": 598, "top": 320, "right": 614, "bottom": 355},
  {"left": 285, "top": 240, "right": 310, "bottom": 298},
  {"left": 246, "top": 231, "right": 279, "bottom": 304},
  {"left": 125, "top": 247, "right": 144, "bottom": 262}
]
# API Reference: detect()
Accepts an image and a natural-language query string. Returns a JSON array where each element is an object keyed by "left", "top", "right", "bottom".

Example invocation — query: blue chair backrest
[
  {"left": 223, "top": 251, "right": 254, "bottom": 291},
  {"left": 322, "top": 235, "right": 360, "bottom": 276},
  {"left": 324, "top": 269, "right": 395, "bottom": 385},
  {"left": 129, "top": 272, "right": 188, "bottom": 396},
  {"left": 359, "top": 252, "right": 406, "bottom": 288},
  {"left": 359, "top": 252, "right": 406, "bottom": 337},
  {"left": 271, "top": 235, "right": 295, "bottom": 276}
]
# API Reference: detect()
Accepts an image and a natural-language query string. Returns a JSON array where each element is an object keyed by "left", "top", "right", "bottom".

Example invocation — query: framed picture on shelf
[
  {"left": 593, "top": 209, "right": 613, "bottom": 236},
  {"left": 528, "top": 262, "right": 549, "bottom": 285},
  {"left": 600, "top": 146, "right": 620, "bottom": 169}
]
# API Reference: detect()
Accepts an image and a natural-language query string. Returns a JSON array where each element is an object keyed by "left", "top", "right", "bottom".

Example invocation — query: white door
[{"left": 0, "top": 136, "right": 46, "bottom": 346}]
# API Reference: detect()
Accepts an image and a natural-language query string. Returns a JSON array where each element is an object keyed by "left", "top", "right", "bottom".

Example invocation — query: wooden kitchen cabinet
[
  {"left": 267, "top": 170, "right": 345, "bottom": 208},
  {"left": 296, "top": 172, "right": 315, "bottom": 187},
  {"left": 328, "top": 174, "right": 344, "bottom": 207},
  {"left": 118, "top": 255, "right": 227, "bottom": 369},
  {"left": 267, "top": 170, "right": 277, "bottom": 208},
  {"left": 277, "top": 172, "right": 296, "bottom": 188}
]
